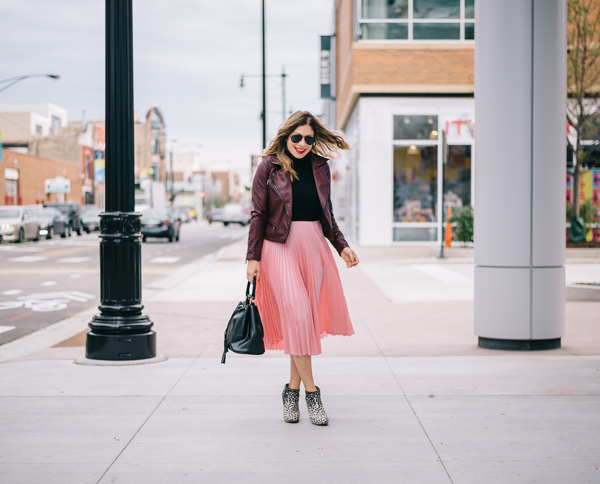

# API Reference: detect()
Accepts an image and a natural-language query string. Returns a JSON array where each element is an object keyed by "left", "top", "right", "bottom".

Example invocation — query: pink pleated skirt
[{"left": 255, "top": 220, "right": 354, "bottom": 356}]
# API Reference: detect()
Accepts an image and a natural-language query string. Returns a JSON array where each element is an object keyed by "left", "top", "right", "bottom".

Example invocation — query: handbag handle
[{"left": 245, "top": 276, "right": 257, "bottom": 301}]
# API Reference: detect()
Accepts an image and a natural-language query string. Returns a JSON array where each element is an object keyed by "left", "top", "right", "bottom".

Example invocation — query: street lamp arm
[{"left": 0, "top": 74, "right": 60, "bottom": 94}]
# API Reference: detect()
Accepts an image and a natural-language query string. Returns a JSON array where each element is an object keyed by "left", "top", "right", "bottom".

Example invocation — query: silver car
[
  {"left": 222, "top": 203, "right": 251, "bottom": 227},
  {"left": 0, "top": 206, "right": 42, "bottom": 243}
]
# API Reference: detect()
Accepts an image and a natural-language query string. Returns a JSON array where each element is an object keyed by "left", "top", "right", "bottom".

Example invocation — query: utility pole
[
  {"left": 86, "top": 0, "right": 156, "bottom": 361},
  {"left": 262, "top": 0, "right": 266, "bottom": 149},
  {"left": 281, "top": 65, "right": 287, "bottom": 123},
  {"left": 169, "top": 139, "right": 177, "bottom": 204}
]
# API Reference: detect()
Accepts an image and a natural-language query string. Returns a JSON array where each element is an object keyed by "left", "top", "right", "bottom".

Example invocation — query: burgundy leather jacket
[{"left": 245, "top": 152, "right": 349, "bottom": 261}]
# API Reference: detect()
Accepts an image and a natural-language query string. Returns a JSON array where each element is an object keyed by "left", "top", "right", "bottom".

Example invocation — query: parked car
[
  {"left": 34, "top": 207, "right": 69, "bottom": 239},
  {"left": 141, "top": 208, "right": 181, "bottom": 243},
  {"left": 0, "top": 206, "right": 41, "bottom": 243},
  {"left": 206, "top": 208, "right": 223, "bottom": 224},
  {"left": 222, "top": 203, "right": 251, "bottom": 226},
  {"left": 81, "top": 206, "right": 102, "bottom": 233},
  {"left": 43, "top": 202, "right": 83, "bottom": 236},
  {"left": 168, "top": 207, "right": 189, "bottom": 224}
]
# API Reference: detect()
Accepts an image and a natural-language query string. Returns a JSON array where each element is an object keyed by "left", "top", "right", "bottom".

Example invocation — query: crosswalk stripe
[
  {"left": 8, "top": 256, "right": 47, "bottom": 263},
  {"left": 150, "top": 257, "right": 181, "bottom": 264},
  {"left": 56, "top": 257, "right": 92, "bottom": 263}
]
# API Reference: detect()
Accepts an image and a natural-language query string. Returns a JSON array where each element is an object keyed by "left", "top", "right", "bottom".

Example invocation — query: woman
[{"left": 246, "top": 111, "right": 359, "bottom": 426}]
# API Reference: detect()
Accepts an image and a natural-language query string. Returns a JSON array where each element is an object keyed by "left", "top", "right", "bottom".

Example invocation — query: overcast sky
[{"left": 1, "top": 0, "right": 334, "bottom": 170}]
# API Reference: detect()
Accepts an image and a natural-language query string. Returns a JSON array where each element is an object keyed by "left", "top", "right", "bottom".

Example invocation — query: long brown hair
[{"left": 262, "top": 111, "right": 351, "bottom": 181}]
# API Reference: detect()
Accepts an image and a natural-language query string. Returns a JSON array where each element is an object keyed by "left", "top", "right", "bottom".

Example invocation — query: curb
[
  {"left": 0, "top": 307, "right": 97, "bottom": 364},
  {"left": 566, "top": 284, "right": 600, "bottom": 301}
]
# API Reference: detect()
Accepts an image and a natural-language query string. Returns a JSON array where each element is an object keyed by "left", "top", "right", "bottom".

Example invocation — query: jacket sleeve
[
  {"left": 324, "top": 163, "right": 350, "bottom": 256},
  {"left": 245, "top": 160, "right": 269, "bottom": 262}
]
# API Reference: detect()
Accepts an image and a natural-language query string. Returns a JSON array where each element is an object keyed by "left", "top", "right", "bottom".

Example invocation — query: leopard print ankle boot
[
  {"left": 305, "top": 386, "right": 328, "bottom": 426},
  {"left": 282, "top": 384, "right": 300, "bottom": 423}
]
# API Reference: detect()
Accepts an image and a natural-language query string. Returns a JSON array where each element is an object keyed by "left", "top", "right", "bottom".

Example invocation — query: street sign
[
  {"left": 320, "top": 36, "right": 333, "bottom": 99},
  {"left": 45, "top": 178, "right": 70, "bottom": 194}
]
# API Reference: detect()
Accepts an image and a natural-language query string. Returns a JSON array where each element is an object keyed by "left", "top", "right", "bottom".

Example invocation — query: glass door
[{"left": 443, "top": 145, "right": 472, "bottom": 209}]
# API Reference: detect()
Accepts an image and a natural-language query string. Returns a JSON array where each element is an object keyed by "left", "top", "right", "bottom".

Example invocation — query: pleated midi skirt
[{"left": 255, "top": 220, "right": 354, "bottom": 356}]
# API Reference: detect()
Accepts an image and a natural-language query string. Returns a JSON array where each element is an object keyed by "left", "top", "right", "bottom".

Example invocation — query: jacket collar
[{"left": 266, "top": 151, "right": 328, "bottom": 167}]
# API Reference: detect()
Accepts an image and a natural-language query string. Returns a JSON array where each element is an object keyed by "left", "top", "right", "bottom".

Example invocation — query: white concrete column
[{"left": 474, "top": 0, "right": 566, "bottom": 350}]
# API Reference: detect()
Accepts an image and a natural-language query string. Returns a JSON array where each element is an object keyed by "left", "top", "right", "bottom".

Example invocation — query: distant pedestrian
[{"left": 246, "top": 111, "right": 359, "bottom": 426}]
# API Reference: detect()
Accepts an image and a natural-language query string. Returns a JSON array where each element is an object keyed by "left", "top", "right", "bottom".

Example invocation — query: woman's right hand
[{"left": 246, "top": 260, "right": 260, "bottom": 283}]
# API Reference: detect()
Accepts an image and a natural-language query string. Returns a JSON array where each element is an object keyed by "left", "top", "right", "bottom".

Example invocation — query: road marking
[
  {"left": 8, "top": 256, "right": 47, "bottom": 263},
  {"left": 39, "top": 246, "right": 96, "bottom": 257},
  {"left": 150, "top": 257, "right": 181, "bottom": 264},
  {"left": 69, "top": 274, "right": 81, "bottom": 279},
  {"left": 18, "top": 291, "right": 95, "bottom": 302},
  {"left": 0, "top": 246, "right": 41, "bottom": 252},
  {"left": 2, "top": 290, "right": 23, "bottom": 296},
  {"left": 57, "top": 257, "right": 92, "bottom": 263},
  {"left": 41, "top": 281, "right": 58, "bottom": 287},
  {"left": 0, "top": 291, "right": 96, "bottom": 313},
  {"left": 0, "top": 326, "right": 15, "bottom": 334}
]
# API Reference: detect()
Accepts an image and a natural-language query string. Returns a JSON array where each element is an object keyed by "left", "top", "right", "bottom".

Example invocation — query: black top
[{"left": 287, "top": 149, "right": 322, "bottom": 221}]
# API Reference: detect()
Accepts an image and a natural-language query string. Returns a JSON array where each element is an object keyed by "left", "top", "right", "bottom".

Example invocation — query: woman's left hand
[{"left": 341, "top": 247, "right": 359, "bottom": 268}]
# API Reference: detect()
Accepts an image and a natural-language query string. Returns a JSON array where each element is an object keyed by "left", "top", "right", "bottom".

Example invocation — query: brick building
[
  {"left": 329, "top": 0, "right": 476, "bottom": 245},
  {"left": 1, "top": 149, "right": 84, "bottom": 206}
]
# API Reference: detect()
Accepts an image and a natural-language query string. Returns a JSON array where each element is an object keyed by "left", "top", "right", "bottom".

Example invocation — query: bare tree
[{"left": 567, "top": 0, "right": 600, "bottom": 224}]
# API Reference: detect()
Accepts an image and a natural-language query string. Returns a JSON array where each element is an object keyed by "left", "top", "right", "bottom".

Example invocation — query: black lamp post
[
  {"left": 262, "top": 0, "right": 266, "bottom": 150},
  {"left": 85, "top": 0, "right": 156, "bottom": 361}
]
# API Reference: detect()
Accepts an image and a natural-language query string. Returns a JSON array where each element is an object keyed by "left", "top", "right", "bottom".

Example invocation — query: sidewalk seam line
[
  {"left": 383, "top": 356, "right": 456, "bottom": 484},
  {"left": 95, "top": 346, "right": 209, "bottom": 484},
  {"left": 348, "top": 297, "right": 454, "bottom": 481}
]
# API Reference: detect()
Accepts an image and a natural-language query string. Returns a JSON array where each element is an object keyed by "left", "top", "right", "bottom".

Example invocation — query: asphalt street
[{"left": 0, "top": 220, "right": 248, "bottom": 346}]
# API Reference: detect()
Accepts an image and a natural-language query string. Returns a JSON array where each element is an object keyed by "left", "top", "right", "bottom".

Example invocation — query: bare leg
[
  {"left": 291, "top": 355, "right": 317, "bottom": 392},
  {"left": 289, "top": 356, "right": 301, "bottom": 390}
]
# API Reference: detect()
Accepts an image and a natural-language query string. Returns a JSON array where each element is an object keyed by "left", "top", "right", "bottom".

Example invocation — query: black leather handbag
[{"left": 221, "top": 278, "right": 265, "bottom": 364}]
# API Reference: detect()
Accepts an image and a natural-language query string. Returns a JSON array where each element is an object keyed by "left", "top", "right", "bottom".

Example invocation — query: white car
[
  {"left": 0, "top": 206, "right": 42, "bottom": 243},
  {"left": 222, "top": 203, "right": 251, "bottom": 226}
]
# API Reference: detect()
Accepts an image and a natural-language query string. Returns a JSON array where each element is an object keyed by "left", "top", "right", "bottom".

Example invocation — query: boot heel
[
  {"left": 282, "top": 384, "right": 300, "bottom": 423},
  {"left": 305, "top": 386, "right": 328, "bottom": 426}
]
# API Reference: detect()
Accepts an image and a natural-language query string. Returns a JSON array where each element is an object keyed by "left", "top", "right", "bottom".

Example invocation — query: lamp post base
[
  {"left": 478, "top": 337, "right": 561, "bottom": 351},
  {"left": 86, "top": 312, "right": 156, "bottom": 361}
]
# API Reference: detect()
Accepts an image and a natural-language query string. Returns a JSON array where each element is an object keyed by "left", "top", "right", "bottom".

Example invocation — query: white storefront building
[{"left": 338, "top": 96, "right": 474, "bottom": 245}]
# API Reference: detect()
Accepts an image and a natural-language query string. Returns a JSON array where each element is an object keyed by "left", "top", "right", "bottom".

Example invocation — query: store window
[
  {"left": 444, "top": 145, "right": 471, "bottom": 208},
  {"left": 393, "top": 114, "right": 440, "bottom": 242},
  {"left": 394, "top": 115, "right": 438, "bottom": 140},
  {"left": 393, "top": 145, "right": 438, "bottom": 224},
  {"left": 359, "top": 0, "right": 475, "bottom": 41}
]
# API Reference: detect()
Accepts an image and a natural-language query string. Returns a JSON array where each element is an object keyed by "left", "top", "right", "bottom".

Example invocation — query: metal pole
[
  {"left": 282, "top": 66, "right": 286, "bottom": 124},
  {"left": 86, "top": 0, "right": 156, "bottom": 361},
  {"left": 170, "top": 150, "right": 175, "bottom": 204},
  {"left": 262, "top": 0, "right": 266, "bottom": 149}
]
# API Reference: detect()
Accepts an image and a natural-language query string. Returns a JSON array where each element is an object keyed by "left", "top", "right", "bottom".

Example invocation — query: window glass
[
  {"left": 465, "top": 0, "right": 475, "bottom": 19},
  {"left": 393, "top": 146, "right": 438, "bottom": 222},
  {"left": 464, "top": 23, "right": 474, "bottom": 40},
  {"left": 361, "top": 23, "right": 408, "bottom": 40},
  {"left": 394, "top": 115, "right": 438, "bottom": 140},
  {"left": 413, "top": 0, "right": 460, "bottom": 19},
  {"left": 0, "top": 209, "right": 20, "bottom": 218},
  {"left": 362, "top": 0, "right": 409, "bottom": 19},
  {"left": 444, "top": 145, "right": 472, "bottom": 209},
  {"left": 413, "top": 23, "right": 460, "bottom": 40},
  {"left": 393, "top": 227, "right": 438, "bottom": 241}
]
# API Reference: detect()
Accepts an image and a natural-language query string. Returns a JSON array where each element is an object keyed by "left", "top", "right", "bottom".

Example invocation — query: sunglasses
[{"left": 290, "top": 134, "right": 315, "bottom": 145}]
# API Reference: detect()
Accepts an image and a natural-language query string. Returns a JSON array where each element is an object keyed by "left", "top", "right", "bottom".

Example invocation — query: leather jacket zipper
[{"left": 267, "top": 177, "right": 290, "bottom": 219}]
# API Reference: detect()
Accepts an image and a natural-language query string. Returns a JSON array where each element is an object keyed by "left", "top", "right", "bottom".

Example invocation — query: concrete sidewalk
[{"left": 1, "top": 243, "right": 599, "bottom": 483}]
